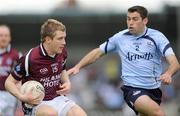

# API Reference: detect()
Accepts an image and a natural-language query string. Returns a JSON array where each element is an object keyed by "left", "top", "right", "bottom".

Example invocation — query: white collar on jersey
[{"left": 40, "top": 43, "right": 46, "bottom": 56}]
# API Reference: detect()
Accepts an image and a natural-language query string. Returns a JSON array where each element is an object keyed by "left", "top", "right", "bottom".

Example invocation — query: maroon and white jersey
[
  {"left": 12, "top": 44, "right": 67, "bottom": 100},
  {"left": 0, "top": 45, "right": 20, "bottom": 90}
]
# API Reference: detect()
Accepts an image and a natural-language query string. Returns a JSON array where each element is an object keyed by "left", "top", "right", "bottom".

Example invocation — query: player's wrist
[
  {"left": 75, "top": 64, "right": 81, "bottom": 70},
  {"left": 164, "top": 71, "right": 173, "bottom": 77},
  {"left": 18, "top": 93, "right": 26, "bottom": 102},
  {"left": 65, "top": 80, "right": 71, "bottom": 85}
]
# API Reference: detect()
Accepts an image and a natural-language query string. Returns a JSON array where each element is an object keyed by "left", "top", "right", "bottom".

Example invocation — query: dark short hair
[
  {"left": 41, "top": 19, "right": 66, "bottom": 42},
  {"left": 128, "top": 6, "right": 148, "bottom": 19}
]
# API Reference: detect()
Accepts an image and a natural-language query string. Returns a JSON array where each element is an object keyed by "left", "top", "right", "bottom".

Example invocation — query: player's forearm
[
  {"left": 165, "top": 55, "right": 180, "bottom": 76},
  {"left": 61, "top": 70, "right": 70, "bottom": 83},
  {"left": 165, "top": 61, "right": 180, "bottom": 77},
  {"left": 75, "top": 48, "right": 103, "bottom": 69},
  {"left": 5, "top": 74, "right": 23, "bottom": 100}
]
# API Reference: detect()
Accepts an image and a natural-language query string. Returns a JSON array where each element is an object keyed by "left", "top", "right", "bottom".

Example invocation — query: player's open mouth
[
  {"left": 129, "top": 27, "right": 134, "bottom": 30},
  {"left": 59, "top": 47, "right": 64, "bottom": 50}
]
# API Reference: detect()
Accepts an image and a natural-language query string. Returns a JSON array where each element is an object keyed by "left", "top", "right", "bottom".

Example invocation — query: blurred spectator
[
  {"left": 93, "top": 56, "right": 124, "bottom": 110},
  {"left": 67, "top": 0, "right": 77, "bottom": 8},
  {"left": 0, "top": 24, "right": 22, "bottom": 116},
  {"left": 68, "top": 68, "right": 96, "bottom": 109},
  {"left": 54, "top": 0, "right": 78, "bottom": 10}
]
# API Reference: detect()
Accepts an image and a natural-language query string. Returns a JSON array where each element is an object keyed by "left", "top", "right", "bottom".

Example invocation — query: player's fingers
[
  {"left": 58, "top": 86, "right": 68, "bottom": 92},
  {"left": 67, "top": 68, "right": 79, "bottom": 76},
  {"left": 67, "top": 69, "right": 74, "bottom": 76},
  {"left": 56, "top": 87, "right": 70, "bottom": 95},
  {"left": 25, "top": 87, "right": 34, "bottom": 100},
  {"left": 73, "top": 69, "right": 79, "bottom": 75},
  {"left": 162, "top": 78, "right": 171, "bottom": 85},
  {"left": 164, "top": 79, "right": 171, "bottom": 85},
  {"left": 56, "top": 90, "right": 64, "bottom": 95},
  {"left": 32, "top": 93, "right": 44, "bottom": 104},
  {"left": 28, "top": 87, "right": 34, "bottom": 93},
  {"left": 159, "top": 75, "right": 164, "bottom": 80},
  {"left": 59, "top": 84, "right": 66, "bottom": 89},
  {"left": 34, "top": 92, "right": 44, "bottom": 99},
  {"left": 160, "top": 76, "right": 166, "bottom": 82}
]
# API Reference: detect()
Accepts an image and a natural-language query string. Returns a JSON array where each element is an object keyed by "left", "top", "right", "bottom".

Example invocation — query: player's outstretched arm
[
  {"left": 160, "top": 55, "right": 180, "bottom": 85},
  {"left": 67, "top": 48, "right": 104, "bottom": 76}
]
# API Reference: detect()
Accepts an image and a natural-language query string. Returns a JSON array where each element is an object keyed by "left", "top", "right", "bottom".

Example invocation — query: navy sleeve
[{"left": 11, "top": 55, "right": 26, "bottom": 81}]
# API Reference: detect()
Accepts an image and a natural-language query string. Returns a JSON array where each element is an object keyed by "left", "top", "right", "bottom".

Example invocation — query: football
[{"left": 20, "top": 80, "right": 45, "bottom": 107}]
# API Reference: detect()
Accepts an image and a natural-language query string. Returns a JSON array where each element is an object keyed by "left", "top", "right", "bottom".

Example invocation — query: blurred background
[{"left": 1, "top": 0, "right": 180, "bottom": 116}]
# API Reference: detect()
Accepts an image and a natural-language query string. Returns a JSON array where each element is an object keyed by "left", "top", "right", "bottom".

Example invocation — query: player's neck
[
  {"left": 0, "top": 46, "right": 7, "bottom": 54},
  {"left": 134, "top": 27, "right": 146, "bottom": 37},
  {"left": 42, "top": 43, "right": 56, "bottom": 58}
]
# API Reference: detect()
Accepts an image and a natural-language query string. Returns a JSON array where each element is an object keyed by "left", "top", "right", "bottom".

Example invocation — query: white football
[{"left": 20, "top": 80, "right": 45, "bottom": 107}]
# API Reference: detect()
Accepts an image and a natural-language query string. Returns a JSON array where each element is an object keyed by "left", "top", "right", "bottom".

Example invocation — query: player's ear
[
  {"left": 143, "top": 17, "right": 148, "bottom": 25},
  {"left": 44, "top": 36, "right": 52, "bottom": 42}
]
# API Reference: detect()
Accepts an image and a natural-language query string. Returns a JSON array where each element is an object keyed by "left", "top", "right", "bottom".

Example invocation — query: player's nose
[{"left": 62, "top": 38, "right": 66, "bottom": 45}]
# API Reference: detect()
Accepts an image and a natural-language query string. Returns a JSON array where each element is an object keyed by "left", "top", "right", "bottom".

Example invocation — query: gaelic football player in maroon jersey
[
  {"left": 5, "top": 19, "right": 87, "bottom": 116},
  {"left": 0, "top": 25, "right": 21, "bottom": 116}
]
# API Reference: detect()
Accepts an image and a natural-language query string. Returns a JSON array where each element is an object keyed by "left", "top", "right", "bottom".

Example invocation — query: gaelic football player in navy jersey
[
  {"left": 68, "top": 6, "right": 180, "bottom": 116},
  {"left": 5, "top": 19, "right": 87, "bottom": 116},
  {"left": 0, "top": 25, "right": 21, "bottom": 116}
]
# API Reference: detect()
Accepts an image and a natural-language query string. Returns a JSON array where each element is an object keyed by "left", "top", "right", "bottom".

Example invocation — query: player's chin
[
  {"left": 129, "top": 30, "right": 135, "bottom": 34},
  {"left": 57, "top": 49, "right": 62, "bottom": 54},
  {"left": 0, "top": 43, "right": 9, "bottom": 48}
]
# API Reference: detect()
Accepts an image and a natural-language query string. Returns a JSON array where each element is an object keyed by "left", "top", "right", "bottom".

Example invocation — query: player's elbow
[
  {"left": 175, "top": 60, "right": 180, "bottom": 72},
  {"left": 5, "top": 75, "right": 10, "bottom": 91},
  {"left": 5, "top": 74, "right": 14, "bottom": 91},
  {"left": 92, "top": 48, "right": 103, "bottom": 61}
]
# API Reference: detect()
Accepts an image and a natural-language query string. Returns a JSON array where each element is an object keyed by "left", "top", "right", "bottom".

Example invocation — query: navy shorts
[{"left": 121, "top": 85, "right": 162, "bottom": 115}]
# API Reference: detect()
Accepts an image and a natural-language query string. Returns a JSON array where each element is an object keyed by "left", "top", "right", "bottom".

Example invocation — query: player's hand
[
  {"left": 20, "top": 87, "right": 44, "bottom": 105},
  {"left": 160, "top": 73, "right": 172, "bottom": 85},
  {"left": 67, "top": 66, "right": 80, "bottom": 76},
  {"left": 56, "top": 82, "right": 71, "bottom": 95}
]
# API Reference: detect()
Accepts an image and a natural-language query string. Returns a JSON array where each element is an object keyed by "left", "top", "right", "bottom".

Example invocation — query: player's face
[
  {"left": 0, "top": 26, "right": 11, "bottom": 49},
  {"left": 127, "top": 12, "right": 148, "bottom": 36},
  {"left": 50, "top": 30, "right": 66, "bottom": 54}
]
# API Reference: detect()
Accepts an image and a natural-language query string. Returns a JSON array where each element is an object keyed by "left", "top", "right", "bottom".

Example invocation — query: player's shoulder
[
  {"left": 147, "top": 28, "right": 165, "bottom": 37},
  {"left": 110, "top": 29, "right": 129, "bottom": 40},
  {"left": 20, "top": 46, "right": 39, "bottom": 60},
  {"left": 29, "top": 46, "right": 40, "bottom": 59},
  {"left": 115, "top": 29, "right": 129, "bottom": 36}
]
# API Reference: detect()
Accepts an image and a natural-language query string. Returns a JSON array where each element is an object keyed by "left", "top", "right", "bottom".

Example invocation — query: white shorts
[
  {"left": 32, "top": 96, "right": 76, "bottom": 116},
  {"left": 0, "top": 90, "right": 17, "bottom": 116}
]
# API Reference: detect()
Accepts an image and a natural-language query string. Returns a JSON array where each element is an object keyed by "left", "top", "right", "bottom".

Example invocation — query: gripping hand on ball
[{"left": 21, "top": 87, "right": 44, "bottom": 105}]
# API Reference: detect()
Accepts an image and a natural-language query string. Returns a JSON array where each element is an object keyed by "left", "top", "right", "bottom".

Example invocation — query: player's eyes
[
  {"left": 133, "top": 18, "right": 139, "bottom": 21},
  {"left": 57, "top": 37, "right": 64, "bottom": 40},
  {"left": 127, "top": 18, "right": 131, "bottom": 21}
]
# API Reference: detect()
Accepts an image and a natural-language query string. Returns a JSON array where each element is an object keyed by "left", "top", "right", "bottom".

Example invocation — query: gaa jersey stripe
[
  {"left": 163, "top": 43, "right": 171, "bottom": 55},
  {"left": 105, "top": 39, "right": 109, "bottom": 54},
  {"left": 40, "top": 43, "right": 46, "bottom": 56},
  {"left": 25, "top": 48, "right": 33, "bottom": 76}
]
